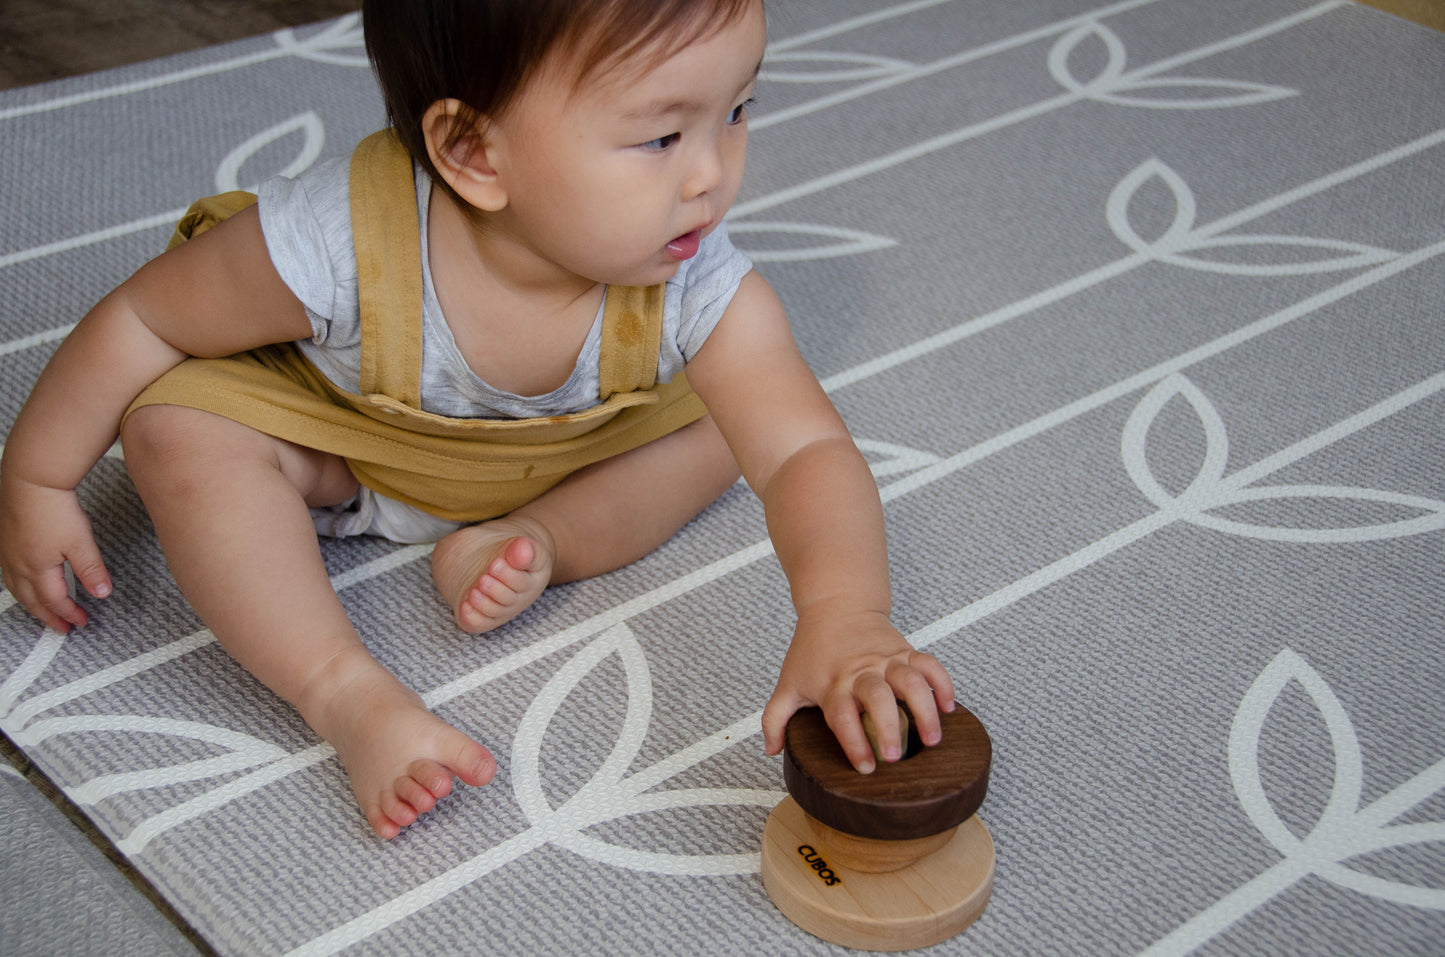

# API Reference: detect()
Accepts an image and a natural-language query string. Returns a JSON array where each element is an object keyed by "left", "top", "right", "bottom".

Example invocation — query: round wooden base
[{"left": 760, "top": 797, "right": 995, "bottom": 952}]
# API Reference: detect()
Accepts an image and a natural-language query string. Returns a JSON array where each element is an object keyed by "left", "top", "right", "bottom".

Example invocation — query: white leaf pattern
[
  {"left": 1146, "top": 650, "right": 1445, "bottom": 955},
  {"left": 512, "top": 624, "right": 774, "bottom": 875},
  {"left": 1191, "top": 485, "right": 1445, "bottom": 543},
  {"left": 1122, "top": 374, "right": 1445, "bottom": 542},
  {"left": 7, "top": 1, "right": 1445, "bottom": 953},
  {"left": 1121, "top": 373, "right": 1230, "bottom": 514},
  {"left": 1047, "top": 22, "right": 1129, "bottom": 96},
  {"left": 511, "top": 624, "right": 651, "bottom": 825},
  {"left": 214, "top": 112, "right": 326, "bottom": 193},
  {"left": 1165, "top": 234, "right": 1399, "bottom": 275},
  {"left": 0, "top": 629, "right": 65, "bottom": 719},
  {"left": 1253, "top": 658, "right": 1440, "bottom": 906},
  {"left": 1106, "top": 158, "right": 1199, "bottom": 253},
  {"left": 761, "top": 50, "right": 915, "bottom": 84},
  {"left": 11, "top": 715, "right": 290, "bottom": 804},
  {"left": 1049, "top": 21, "right": 1296, "bottom": 109},
  {"left": 0, "top": 628, "right": 291, "bottom": 805},
  {"left": 727, "top": 221, "right": 897, "bottom": 262},
  {"left": 1107, "top": 159, "right": 1399, "bottom": 274},
  {"left": 271, "top": 14, "right": 369, "bottom": 67},
  {"left": 1229, "top": 649, "right": 1366, "bottom": 859},
  {"left": 1097, "top": 76, "right": 1297, "bottom": 110}
]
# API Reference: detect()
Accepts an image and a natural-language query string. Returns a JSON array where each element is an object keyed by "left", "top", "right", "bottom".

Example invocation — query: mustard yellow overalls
[{"left": 126, "top": 131, "right": 707, "bottom": 523}]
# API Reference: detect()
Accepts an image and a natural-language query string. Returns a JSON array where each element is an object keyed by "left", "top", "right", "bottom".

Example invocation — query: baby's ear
[{"left": 421, "top": 99, "right": 508, "bottom": 212}]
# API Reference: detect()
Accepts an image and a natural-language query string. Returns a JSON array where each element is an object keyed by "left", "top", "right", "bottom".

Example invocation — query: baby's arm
[
  {"left": 0, "top": 206, "right": 312, "bottom": 631},
  {"left": 686, "top": 271, "right": 955, "bottom": 773}
]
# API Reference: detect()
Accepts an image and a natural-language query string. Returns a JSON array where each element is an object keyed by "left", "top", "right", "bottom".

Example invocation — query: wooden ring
[{"left": 782, "top": 703, "right": 991, "bottom": 842}]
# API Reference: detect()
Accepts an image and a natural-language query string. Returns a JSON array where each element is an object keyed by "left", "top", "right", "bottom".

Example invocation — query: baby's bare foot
[
  {"left": 431, "top": 516, "right": 555, "bottom": 633},
  {"left": 304, "top": 652, "right": 496, "bottom": 838}
]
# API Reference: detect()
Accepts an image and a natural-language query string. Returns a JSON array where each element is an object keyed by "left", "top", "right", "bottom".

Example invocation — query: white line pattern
[{"left": 1, "top": 0, "right": 1441, "bottom": 953}]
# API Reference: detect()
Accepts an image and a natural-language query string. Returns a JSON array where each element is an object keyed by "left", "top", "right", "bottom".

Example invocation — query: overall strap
[
  {"left": 598, "top": 284, "right": 666, "bottom": 398},
  {"left": 350, "top": 130, "right": 424, "bottom": 408},
  {"left": 348, "top": 129, "right": 668, "bottom": 407}
]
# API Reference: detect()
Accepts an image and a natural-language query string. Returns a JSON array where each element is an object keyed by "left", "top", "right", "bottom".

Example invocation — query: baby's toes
[
  {"left": 379, "top": 791, "right": 420, "bottom": 831},
  {"left": 461, "top": 583, "right": 515, "bottom": 622},
  {"left": 397, "top": 775, "right": 440, "bottom": 816},
  {"left": 486, "top": 557, "right": 536, "bottom": 596},
  {"left": 502, "top": 536, "right": 538, "bottom": 573},
  {"left": 451, "top": 741, "right": 497, "bottom": 788},
  {"left": 457, "top": 591, "right": 497, "bottom": 632},
  {"left": 367, "top": 805, "right": 404, "bottom": 840},
  {"left": 410, "top": 758, "right": 459, "bottom": 798},
  {"left": 477, "top": 573, "right": 524, "bottom": 607}
]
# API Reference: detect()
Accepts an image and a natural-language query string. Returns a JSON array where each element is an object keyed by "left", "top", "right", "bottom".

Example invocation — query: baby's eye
[
  {"left": 640, "top": 132, "right": 681, "bottom": 151},
  {"left": 727, "top": 98, "right": 756, "bottom": 125}
]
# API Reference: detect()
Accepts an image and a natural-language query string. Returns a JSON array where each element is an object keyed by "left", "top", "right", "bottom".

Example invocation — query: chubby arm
[
  {"left": 0, "top": 206, "right": 312, "bottom": 631},
  {"left": 686, "top": 270, "right": 955, "bottom": 772}
]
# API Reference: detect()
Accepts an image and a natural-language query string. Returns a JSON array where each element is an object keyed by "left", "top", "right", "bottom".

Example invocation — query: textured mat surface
[
  {"left": 0, "top": 762, "right": 199, "bottom": 955},
  {"left": 2, "top": 1, "right": 1443, "bottom": 954}
]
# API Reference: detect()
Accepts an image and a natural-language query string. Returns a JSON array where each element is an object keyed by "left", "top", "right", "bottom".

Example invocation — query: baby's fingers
[
  {"left": 889, "top": 652, "right": 956, "bottom": 748},
  {"left": 857, "top": 675, "right": 909, "bottom": 763},
  {"left": 5, "top": 564, "right": 83, "bottom": 633},
  {"left": 823, "top": 690, "right": 883, "bottom": 774},
  {"left": 65, "top": 538, "right": 112, "bottom": 603},
  {"left": 46, "top": 564, "right": 96, "bottom": 632},
  {"left": 761, "top": 687, "right": 805, "bottom": 757}
]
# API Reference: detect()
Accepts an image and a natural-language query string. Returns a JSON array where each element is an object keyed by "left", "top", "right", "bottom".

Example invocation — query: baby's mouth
[{"left": 665, "top": 229, "right": 702, "bottom": 261}]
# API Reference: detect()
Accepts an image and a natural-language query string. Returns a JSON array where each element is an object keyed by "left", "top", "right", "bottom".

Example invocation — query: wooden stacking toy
[{"left": 760, "top": 702, "right": 994, "bottom": 951}]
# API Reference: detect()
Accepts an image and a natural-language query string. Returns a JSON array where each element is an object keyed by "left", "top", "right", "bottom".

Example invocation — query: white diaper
[{"left": 310, "top": 487, "right": 467, "bottom": 544}]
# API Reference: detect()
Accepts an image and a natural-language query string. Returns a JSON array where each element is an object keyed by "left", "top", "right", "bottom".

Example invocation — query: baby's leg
[
  {"left": 122, "top": 406, "right": 495, "bottom": 838},
  {"left": 431, "top": 415, "right": 740, "bottom": 633}
]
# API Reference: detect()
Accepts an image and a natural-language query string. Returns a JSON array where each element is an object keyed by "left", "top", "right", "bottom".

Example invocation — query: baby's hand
[
  {"left": 761, "top": 607, "right": 955, "bottom": 773},
  {"left": 0, "top": 479, "right": 111, "bottom": 633}
]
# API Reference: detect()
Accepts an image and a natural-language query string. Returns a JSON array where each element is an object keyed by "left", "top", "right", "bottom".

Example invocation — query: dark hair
[{"left": 363, "top": 0, "right": 757, "bottom": 200}]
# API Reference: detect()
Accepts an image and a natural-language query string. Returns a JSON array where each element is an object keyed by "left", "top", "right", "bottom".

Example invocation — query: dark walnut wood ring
[{"left": 781, "top": 703, "right": 992, "bottom": 842}]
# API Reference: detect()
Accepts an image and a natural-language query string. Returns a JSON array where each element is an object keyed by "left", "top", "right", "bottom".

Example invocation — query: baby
[{"left": 0, "top": 0, "right": 955, "bottom": 839}]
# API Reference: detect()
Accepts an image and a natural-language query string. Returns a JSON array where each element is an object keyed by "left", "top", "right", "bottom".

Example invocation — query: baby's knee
[
  {"left": 120, "top": 406, "right": 202, "bottom": 473},
  {"left": 119, "top": 405, "right": 253, "bottom": 489}
]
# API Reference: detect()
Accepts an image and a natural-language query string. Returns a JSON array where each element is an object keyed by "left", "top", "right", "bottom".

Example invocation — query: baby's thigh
[{"left": 120, "top": 405, "right": 356, "bottom": 506}]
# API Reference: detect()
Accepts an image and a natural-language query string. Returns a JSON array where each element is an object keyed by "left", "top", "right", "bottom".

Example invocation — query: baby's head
[{"left": 363, "top": 0, "right": 759, "bottom": 201}]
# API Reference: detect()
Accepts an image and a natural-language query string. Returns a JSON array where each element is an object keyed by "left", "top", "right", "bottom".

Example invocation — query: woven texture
[
  {"left": 0, "top": 765, "right": 198, "bottom": 955},
  {"left": 2, "top": 1, "right": 1443, "bottom": 954}
]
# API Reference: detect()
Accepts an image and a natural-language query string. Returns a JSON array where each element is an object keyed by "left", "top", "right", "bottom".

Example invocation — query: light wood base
[
  {"left": 806, "top": 816, "right": 957, "bottom": 874},
  {"left": 761, "top": 797, "right": 995, "bottom": 951}
]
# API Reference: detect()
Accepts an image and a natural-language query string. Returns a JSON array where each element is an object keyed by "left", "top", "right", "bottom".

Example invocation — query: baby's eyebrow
[
  {"left": 622, "top": 97, "right": 705, "bottom": 122},
  {"left": 622, "top": 59, "right": 762, "bottom": 122}
]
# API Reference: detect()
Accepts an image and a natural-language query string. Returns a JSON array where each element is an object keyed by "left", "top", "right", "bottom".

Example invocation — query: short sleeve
[
  {"left": 659, "top": 221, "right": 753, "bottom": 381},
  {"left": 256, "top": 156, "right": 360, "bottom": 348}
]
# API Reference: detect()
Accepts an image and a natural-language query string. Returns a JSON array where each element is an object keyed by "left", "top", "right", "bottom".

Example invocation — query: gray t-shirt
[{"left": 256, "top": 155, "right": 752, "bottom": 419}]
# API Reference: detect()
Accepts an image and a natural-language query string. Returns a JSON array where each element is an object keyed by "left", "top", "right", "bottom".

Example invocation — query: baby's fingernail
[
  {"left": 93, "top": 583, "right": 111, "bottom": 598},
  {"left": 859, "top": 760, "right": 875, "bottom": 774}
]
